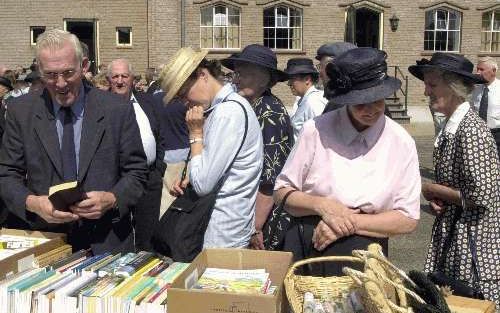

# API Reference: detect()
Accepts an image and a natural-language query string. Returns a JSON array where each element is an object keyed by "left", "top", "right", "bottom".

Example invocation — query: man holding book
[{"left": 0, "top": 29, "right": 149, "bottom": 253}]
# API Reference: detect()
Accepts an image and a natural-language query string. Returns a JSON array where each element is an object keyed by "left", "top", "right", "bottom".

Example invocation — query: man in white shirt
[
  {"left": 108, "top": 58, "right": 165, "bottom": 251},
  {"left": 471, "top": 56, "right": 500, "bottom": 156},
  {"left": 284, "top": 58, "right": 327, "bottom": 141}
]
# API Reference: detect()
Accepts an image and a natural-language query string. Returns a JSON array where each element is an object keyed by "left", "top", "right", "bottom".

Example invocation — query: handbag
[
  {"left": 262, "top": 189, "right": 296, "bottom": 250},
  {"left": 428, "top": 201, "right": 484, "bottom": 299},
  {"left": 152, "top": 98, "right": 248, "bottom": 262}
]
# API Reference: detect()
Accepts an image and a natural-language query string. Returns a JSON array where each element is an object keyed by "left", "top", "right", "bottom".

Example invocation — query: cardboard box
[
  {"left": 0, "top": 228, "right": 66, "bottom": 280},
  {"left": 168, "top": 248, "right": 293, "bottom": 313},
  {"left": 446, "top": 295, "right": 496, "bottom": 313}
]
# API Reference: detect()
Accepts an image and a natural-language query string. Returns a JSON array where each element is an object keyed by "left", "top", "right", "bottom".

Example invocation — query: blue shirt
[
  {"left": 189, "top": 84, "right": 263, "bottom": 248},
  {"left": 52, "top": 84, "right": 85, "bottom": 175}
]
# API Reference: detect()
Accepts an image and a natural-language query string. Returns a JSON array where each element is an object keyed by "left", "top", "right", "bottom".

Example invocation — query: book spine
[
  {"left": 34, "top": 246, "right": 72, "bottom": 268},
  {"left": 115, "top": 252, "right": 155, "bottom": 277}
]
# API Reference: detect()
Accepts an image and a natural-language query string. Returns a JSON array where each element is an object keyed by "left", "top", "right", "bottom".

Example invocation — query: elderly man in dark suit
[
  {"left": 107, "top": 58, "right": 165, "bottom": 252},
  {"left": 0, "top": 29, "right": 148, "bottom": 254}
]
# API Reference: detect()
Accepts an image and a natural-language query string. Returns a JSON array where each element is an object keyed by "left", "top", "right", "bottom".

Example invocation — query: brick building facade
[{"left": 1, "top": 0, "right": 500, "bottom": 113}]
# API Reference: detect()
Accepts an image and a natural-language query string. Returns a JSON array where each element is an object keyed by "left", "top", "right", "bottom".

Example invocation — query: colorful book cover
[{"left": 193, "top": 268, "right": 270, "bottom": 294}]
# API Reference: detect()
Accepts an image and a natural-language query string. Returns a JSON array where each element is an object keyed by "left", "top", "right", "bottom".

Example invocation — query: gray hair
[
  {"left": 36, "top": 29, "right": 83, "bottom": 67},
  {"left": 107, "top": 58, "right": 134, "bottom": 77},
  {"left": 478, "top": 56, "right": 498, "bottom": 71},
  {"left": 424, "top": 68, "right": 474, "bottom": 102}
]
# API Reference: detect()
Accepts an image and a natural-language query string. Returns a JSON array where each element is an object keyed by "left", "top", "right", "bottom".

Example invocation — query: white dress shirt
[
  {"left": 130, "top": 94, "right": 156, "bottom": 166},
  {"left": 290, "top": 85, "right": 327, "bottom": 141},
  {"left": 471, "top": 78, "right": 500, "bottom": 129}
]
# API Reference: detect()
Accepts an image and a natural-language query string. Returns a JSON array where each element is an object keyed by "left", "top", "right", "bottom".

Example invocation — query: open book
[{"left": 48, "top": 181, "right": 85, "bottom": 211}]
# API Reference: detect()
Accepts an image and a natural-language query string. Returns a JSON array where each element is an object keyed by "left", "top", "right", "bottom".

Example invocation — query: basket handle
[
  {"left": 343, "top": 267, "right": 426, "bottom": 305},
  {"left": 285, "top": 256, "right": 363, "bottom": 278},
  {"left": 353, "top": 250, "right": 417, "bottom": 288}
]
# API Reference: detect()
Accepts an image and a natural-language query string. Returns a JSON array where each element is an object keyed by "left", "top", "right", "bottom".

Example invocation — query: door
[
  {"left": 355, "top": 7, "right": 381, "bottom": 49},
  {"left": 64, "top": 20, "right": 98, "bottom": 74}
]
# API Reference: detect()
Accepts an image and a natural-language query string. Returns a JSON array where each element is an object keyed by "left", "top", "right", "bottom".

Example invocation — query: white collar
[{"left": 434, "top": 101, "right": 469, "bottom": 147}]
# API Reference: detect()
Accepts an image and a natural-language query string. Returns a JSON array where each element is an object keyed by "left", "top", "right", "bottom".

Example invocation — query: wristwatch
[{"left": 189, "top": 137, "right": 203, "bottom": 144}]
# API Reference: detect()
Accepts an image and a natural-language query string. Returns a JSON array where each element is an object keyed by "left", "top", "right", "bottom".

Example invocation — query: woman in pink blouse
[{"left": 274, "top": 47, "right": 421, "bottom": 275}]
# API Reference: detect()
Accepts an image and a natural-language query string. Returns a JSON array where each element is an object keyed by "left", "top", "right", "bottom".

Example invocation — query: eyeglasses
[{"left": 41, "top": 69, "right": 79, "bottom": 82}]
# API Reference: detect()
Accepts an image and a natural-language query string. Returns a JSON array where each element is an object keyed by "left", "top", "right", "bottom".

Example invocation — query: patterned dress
[
  {"left": 424, "top": 107, "right": 500, "bottom": 308},
  {"left": 252, "top": 90, "right": 294, "bottom": 187}
]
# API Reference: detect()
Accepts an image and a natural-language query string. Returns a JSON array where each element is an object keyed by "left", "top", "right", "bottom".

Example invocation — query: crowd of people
[{"left": 0, "top": 28, "right": 498, "bottom": 307}]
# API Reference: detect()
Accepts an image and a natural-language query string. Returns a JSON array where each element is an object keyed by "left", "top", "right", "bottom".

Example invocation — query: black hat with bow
[
  {"left": 324, "top": 47, "right": 401, "bottom": 106},
  {"left": 408, "top": 52, "right": 486, "bottom": 84}
]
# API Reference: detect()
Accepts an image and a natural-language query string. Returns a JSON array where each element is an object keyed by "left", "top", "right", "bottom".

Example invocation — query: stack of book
[
  {"left": 0, "top": 234, "right": 50, "bottom": 260},
  {"left": 0, "top": 250, "right": 189, "bottom": 313},
  {"left": 193, "top": 268, "right": 275, "bottom": 295}
]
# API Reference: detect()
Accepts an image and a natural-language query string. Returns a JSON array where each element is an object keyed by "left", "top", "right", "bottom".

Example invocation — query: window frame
[
  {"left": 423, "top": 7, "right": 462, "bottom": 53},
  {"left": 30, "top": 26, "right": 46, "bottom": 46},
  {"left": 481, "top": 9, "right": 500, "bottom": 53},
  {"left": 263, "top": 4, "right": 303, "bottom": 51},
  {"left": 199, "top": 4, "right": 241, "bottom": 50},
  {"left": 116, "top": 27, "right": 133, "bottom": 47}
]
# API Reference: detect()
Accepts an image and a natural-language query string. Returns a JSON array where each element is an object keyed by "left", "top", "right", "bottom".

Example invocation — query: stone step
[
  {"left": 392, "top": 114, "right": 411, "bottom": 124},
  {"left": 389, "top": 109, "right": 409, "bottom": 118}
]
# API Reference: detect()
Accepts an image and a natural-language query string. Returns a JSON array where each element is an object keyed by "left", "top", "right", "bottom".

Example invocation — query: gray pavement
[{"left": 389, "top": 122, "right": 436, "bottom": 272}]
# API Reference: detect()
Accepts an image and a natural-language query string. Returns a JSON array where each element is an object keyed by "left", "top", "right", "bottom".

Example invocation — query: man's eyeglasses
[{"left": 41, "top": 69, "right": 79, "bottom": 82}]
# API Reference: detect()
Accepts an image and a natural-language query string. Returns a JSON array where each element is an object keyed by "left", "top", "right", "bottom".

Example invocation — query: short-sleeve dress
[{"left": 424, "top": 103, "right": 500, "bottom": 308}]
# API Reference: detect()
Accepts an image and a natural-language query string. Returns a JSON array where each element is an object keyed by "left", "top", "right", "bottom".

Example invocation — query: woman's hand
[
  {"left": 249, "top": 230, "right": 265, "bottom": 250},
  {"left": 422, "top": 182, "right": 438, "bottom": 201},
  {"left": 429, "top": 199, "right": 445, "bottom": 216},
  {"left": 316, "top": 198, "right": 359, "bottom": 237},
  {"left": 169, "top": 177, "right": 189, "bottom": 196},
  {"left": 186, "top": 105, "right": 204, "bottom": 138},
  {"left": 312, "top": 220, "right": 340, "bottom": 251}
]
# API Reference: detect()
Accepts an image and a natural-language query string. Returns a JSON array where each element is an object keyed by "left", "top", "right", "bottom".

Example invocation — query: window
[
  {"left": 30, "top": 26, "right": 46, "bottom": 45},
  {"left": 116, "top": 27, "right": 132, "bottom": 46},
  {"left": 481, "top": 10, "right": 500, "bottom": 52},
  {"left": 263, "top": 5, "right": 302, "bottom": 50},
  {"left": 200, "top": 4, "right": 240, "bottom": 49},
  {"left": 424, "top": 8, "right": 461, "bottom": 52}
]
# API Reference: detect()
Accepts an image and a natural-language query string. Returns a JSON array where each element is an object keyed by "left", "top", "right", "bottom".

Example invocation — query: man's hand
[
  {"left": 312, "top": 220, "right": 340, "bottom": 251},
  {"left": 26, "top": 195, "right": 79, "bottom": 224},
  {"left": 249, "top": 230, "right": 265, "bottom": 250},
  {"left": 70, "top": 191, "right": 116, "bottom": 219}
]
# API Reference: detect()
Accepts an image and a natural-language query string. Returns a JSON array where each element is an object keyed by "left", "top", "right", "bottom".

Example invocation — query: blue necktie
[
  {"left": 61, "top": 107, "right": 77, "bottom": 181},
  {"left": 479, "top": 86, "right": 489, "bottom": 122}
]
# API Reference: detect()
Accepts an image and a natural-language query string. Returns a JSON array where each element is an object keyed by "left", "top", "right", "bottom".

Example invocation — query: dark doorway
[
  {"left": 355, "top": 8, "right": 380, "bottom": 49},
  {"left": 65, "top": 20, "right": 97, "bottom": 74}
]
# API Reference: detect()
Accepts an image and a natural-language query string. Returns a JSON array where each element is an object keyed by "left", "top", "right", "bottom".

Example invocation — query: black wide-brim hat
[
  {"left": 284, "top": 57, "right": 318, "bottom": 76},
  {"left": 221, "top": 44, "right": 288, "bottom": 82},
  {"left": 324, "top": 47, "right": 401, "bottom": 106},
  {"left": 0, "top": 76, "right": 13, "bottom": 91},
  {"left": 408, "top": 52, "right": 486, "bottom": 84}
]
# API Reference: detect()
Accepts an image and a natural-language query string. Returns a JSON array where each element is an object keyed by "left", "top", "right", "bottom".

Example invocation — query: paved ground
[{"left": 389, "top": 122, "right": 436, "bottom": 272}]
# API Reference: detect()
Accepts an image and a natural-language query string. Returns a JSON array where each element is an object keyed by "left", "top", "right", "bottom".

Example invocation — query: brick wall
[{"left": 1, "top": 0, "right": 500, "bottom": 109}]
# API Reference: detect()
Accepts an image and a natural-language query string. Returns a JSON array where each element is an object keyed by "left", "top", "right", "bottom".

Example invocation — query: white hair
[
  {"left": 478, "top": 56, "right": 498, "bottom": 71},
  {"left": 107, "top": 58, "right": 134, "bottom": 77},
  {"left": 36, "top": 29, "right": 83, "bottom": 67},
  {"left": 424, "top": 68, "right": 474, "bottom": 102}
]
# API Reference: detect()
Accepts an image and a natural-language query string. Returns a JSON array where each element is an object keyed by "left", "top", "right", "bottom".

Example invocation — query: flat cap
[{"left": 315, "top": 42, "right": 357, "bottom": 60}]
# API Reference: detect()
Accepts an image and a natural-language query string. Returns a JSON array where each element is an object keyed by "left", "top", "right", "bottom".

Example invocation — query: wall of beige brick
[{"left": 1, "top": 0, "right": 500, "bottom": 110}]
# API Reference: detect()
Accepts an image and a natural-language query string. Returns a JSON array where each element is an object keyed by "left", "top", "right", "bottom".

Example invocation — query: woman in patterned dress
[
  {"left": 409, "top": 53, "right": 500, "bottom": 308},
  {"left": 221, "top": 45, "right": 294, "bottom": 250}
]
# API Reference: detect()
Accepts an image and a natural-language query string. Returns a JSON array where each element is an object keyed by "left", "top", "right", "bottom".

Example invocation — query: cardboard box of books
[
  {"left": 0, "top": 228, "right": 66, "bottom": 280},
  {"left": 168, "top": 248, "right": 293, "bottom": 313},
  {"left": 446, "top": 295, "right": 496, "bottom": 313}
]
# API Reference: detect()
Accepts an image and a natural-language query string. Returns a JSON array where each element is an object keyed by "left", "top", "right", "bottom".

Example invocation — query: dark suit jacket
[
  {"left": 0, "top": 84, "right": 149, "bottom": 253},
  {"left": 133, "top": 91, "right": 166, "bottom": 174}
]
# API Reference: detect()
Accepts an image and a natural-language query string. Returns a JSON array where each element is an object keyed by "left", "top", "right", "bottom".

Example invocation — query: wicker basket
[
  {"left": 284, "top": 255, "right": 364, "bottom": 313},
  {"left": 284, "top": 244, "right": 425, "bottom": 313}
]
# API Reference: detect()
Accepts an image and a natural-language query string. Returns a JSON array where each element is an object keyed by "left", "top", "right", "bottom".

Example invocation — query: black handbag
[
  {"left": 428, "top": 201, "right": 484, "bottom": 299},
  {"left": 262, "top": 189, "right": 296, "bottom": 250},
  {"left": 152, "top": 99, "right": 248, "bottom": 262}
]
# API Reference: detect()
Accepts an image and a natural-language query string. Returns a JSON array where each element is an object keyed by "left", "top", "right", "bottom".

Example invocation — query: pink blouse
[{"left": 274, "top": 106, "right": 421, "bottom": 220}]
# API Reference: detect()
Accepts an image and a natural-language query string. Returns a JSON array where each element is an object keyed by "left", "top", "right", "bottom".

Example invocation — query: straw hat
[{"left": 160, "top": 47, "right": 208, "bottom": 104}]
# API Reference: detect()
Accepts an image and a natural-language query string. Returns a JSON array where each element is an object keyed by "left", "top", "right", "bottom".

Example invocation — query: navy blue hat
[
  {"left": 221, "top": 44, "right": 288, "bottom": 82},
  {"left": 315, "top": 42, "right": 357, "bottom": 61},
  {"left": 408, "top": 52, "right": 486, "bottom": 84},
  {"left": 324, "top": 47, "right": 401, "bottom": 106},
  {"left": 284, "top": 58, "right": 318, "bottom": 76},
  {"left": 0, "top": 76, "right": 13, "bottom": 91}
]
